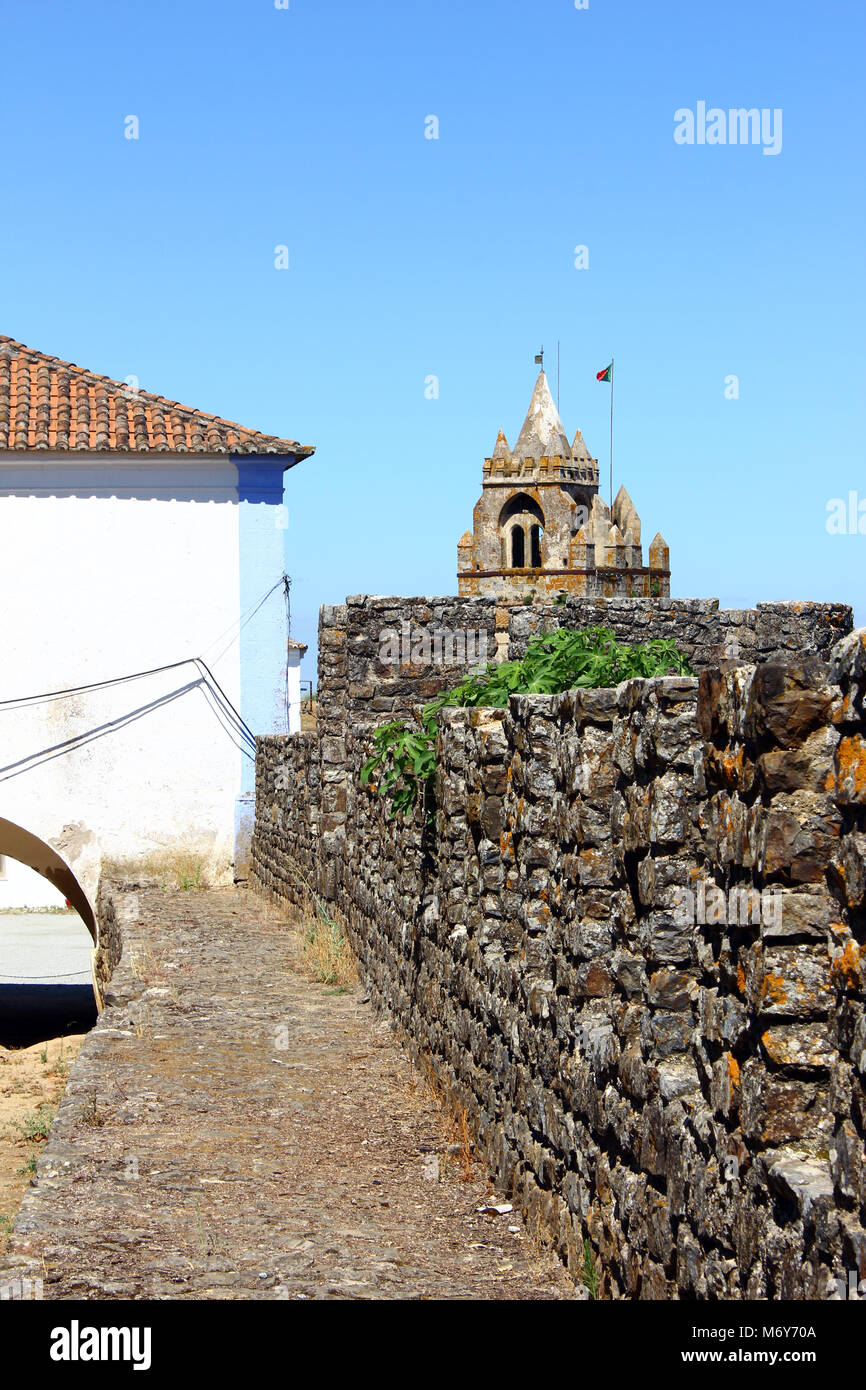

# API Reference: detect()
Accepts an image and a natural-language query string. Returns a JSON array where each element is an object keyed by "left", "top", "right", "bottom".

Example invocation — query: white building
[{"left": 0, "top": 335, "right": 313, "bottom": 905}]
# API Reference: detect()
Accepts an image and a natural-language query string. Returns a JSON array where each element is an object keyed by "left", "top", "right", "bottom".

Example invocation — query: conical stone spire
[
  {"left": 571, "top": 428, "right": 593, "bottom": 463},
  {"left": 491, "top": 428, "right": 511, "bottom": 460},
  {"left": 512, "top": 371, "right": 571, "bottom": 461}
]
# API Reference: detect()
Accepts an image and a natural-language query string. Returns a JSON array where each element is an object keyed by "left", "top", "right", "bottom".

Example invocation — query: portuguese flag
[{"left": 596, "top": 362, "right": 613, "bottom": 382}]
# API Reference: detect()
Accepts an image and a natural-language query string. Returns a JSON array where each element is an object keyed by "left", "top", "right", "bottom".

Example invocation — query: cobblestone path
[{"left": 2, "top": 889, "right": 575, "bottom": 1300}]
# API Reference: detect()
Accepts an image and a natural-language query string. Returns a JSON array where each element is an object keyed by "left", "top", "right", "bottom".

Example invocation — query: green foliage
[
  {"left": 361, "top": 626, "right": 693, "bottom": 820},
  {"left": 10, "top": 1105, "right": 55, "bottom": 1143},
  {"left": 360, "top": 713, "right": 439, "bottom": 819}
]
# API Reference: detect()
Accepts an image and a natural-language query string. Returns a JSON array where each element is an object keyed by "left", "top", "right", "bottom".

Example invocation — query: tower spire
[{"left": 512, "top": 369, "right": 570, "bottom": 460}]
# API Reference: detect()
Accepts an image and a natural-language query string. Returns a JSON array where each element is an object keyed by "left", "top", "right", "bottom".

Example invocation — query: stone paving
[{"left": 1, "top": 888, "right": 575, "bottom": 1300}]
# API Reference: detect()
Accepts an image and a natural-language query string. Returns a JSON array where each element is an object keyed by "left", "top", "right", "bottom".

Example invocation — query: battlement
[{"left": 482, "top": 453, "right": 599, "bottom": 484}]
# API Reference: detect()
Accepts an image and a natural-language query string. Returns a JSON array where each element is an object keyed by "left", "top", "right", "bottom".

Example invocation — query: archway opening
[{"left": 0, "top": 821, "right": 97, "bottom": 1048}]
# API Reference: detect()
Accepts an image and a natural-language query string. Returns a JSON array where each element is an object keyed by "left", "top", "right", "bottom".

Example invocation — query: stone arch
[
  {"left": 0, "top": 817, "right": 97, "bottom": 943},
  {"left": 499, "top": 493, "right": 544, "bottom": 570}
]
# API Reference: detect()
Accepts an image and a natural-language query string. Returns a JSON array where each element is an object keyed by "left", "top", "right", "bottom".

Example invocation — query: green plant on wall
[{"left": 361, "top": 626, "right": 693, "bottom": 820}]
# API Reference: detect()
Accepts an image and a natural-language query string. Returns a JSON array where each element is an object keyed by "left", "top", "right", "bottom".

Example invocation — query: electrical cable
[
  {"left": 196, "top": 681, "right": 255, "bottom": 760},
  {"left": 283, "top": 574, "right": 292, "bottom": 734},
  {"left": 194, "top": 658, "right": 256, "bottom": 747},
  {"left": 1, "top": 970, "right": 92, "bottom": 981},
  {"left": 205, "top": 574, "right": 289, "bottom": 668},
  {"left": 0, "top": 680, "right": 205, "bottom": 783},
  {"left": 0, "top": 658, "right": 197, "bottom": 712},
  {"left": 0, "top": 658, "right": 255, "bottom": 751},
  {"left": 0, "top": 603, "right": 292, "bottom": 774},
  {"left": 0, "top": 676, "right": 255, "bottom": 785}
]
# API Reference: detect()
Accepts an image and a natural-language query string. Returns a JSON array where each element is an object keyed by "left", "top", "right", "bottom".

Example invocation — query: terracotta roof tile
[{"left": 0, "top": 336, "right": 314, "bottom": 459}]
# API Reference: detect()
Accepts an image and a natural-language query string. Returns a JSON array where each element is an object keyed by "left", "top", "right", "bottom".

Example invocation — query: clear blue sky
[{"left": 2, "top": 0, "right": 863, "bottom": 665}]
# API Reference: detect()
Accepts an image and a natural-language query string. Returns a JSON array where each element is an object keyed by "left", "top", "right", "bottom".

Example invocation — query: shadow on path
[{"left": 0, "top": 984, "right": 97, "bottom": 1048}]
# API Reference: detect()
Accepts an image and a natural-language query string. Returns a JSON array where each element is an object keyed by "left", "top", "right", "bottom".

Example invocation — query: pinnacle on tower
[
  {"left": 649, "top": 533, "right": 669, "bottom": 563},
  {"left": 571, "top": 428, "right": 593, "bottom": 463},
  {"left": 612, "top": 484, "right": 642, "bottom": 544},
  {"left": 491, "top": 428, "right": 511, "bottom": 460}
]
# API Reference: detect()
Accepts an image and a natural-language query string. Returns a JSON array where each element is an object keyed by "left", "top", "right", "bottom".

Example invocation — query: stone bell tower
[{"left": 456, "top": 369, "right": 670, "bottom": 601}]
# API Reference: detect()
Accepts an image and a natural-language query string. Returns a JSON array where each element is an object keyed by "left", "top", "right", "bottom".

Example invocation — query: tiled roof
[{"left": 0, "top": 336, "right": 314, "bottom": 459}]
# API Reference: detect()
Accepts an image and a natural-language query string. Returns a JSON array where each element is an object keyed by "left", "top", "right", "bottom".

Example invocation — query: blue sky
[{"left": 1, "top": 0, "right": 863, "bottom": 664}]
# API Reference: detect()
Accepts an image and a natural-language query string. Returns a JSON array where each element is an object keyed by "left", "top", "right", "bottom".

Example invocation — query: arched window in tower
[
  {"left": 499, "top": 493, "right": 544, "bottom": 572},
  {"left": 529, "top": 524, "right": 542, "bottom": 568},
  {"left": 511, "top": 525, "right": 525, "bottom": 568}
]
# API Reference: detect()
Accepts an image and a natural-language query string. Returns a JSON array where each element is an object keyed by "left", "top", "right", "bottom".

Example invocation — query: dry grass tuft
[
  {"left": 103, "top": 850, "right": 218, "bottom": 892},
  {"left": 410, "top": 1054, "right": 476, "bottom": 1182},
  {"left": 276, "top": 864, "right": 358, "bottom": 991}
]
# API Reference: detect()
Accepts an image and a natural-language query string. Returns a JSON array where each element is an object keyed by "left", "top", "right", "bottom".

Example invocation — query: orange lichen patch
[
  {"left": 727, "top": 1054, "right": 740, "bottom": 1091},
  {"left": 736, "top": 964, "right": 746, "bottom": 995},
  {"left": 762, "top": 972, "right": 789, "bottom": 1008},
  {"left": 830, "top": 689, "right": 859, "bottom": 727},
  {"left": 830, "top": 939, "right": 862, "bottom": 990},
  {"left": 577, "top": 849, "right": 610, "bottom": 883},
  {"left": 836, "top": 736, "right": 866, "bottom": 801},
  {"left": 721, "top": 746, "right": 744, "bottom": 786}
]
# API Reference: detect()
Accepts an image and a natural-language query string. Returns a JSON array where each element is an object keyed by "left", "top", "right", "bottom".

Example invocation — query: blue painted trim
[
  {"left": 235, "top": 459, "right": 288, "bottom": 505},
  {"left": 233, "top": 458, "right": 291, "bottom": 844}
]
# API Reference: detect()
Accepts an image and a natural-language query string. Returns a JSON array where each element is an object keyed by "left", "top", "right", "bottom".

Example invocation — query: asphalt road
[{"left": 0, "top": 912, "right": 97, "bottom": 1046}]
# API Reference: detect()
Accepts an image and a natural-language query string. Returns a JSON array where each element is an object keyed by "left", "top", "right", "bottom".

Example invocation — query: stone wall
[
  {"left": 250, "top": 595, "right": 864, "bottom": 1298},
  {"left": 92, "top": 879, "right": 123, "bottom": 1009},
  {"left": 508, "top": 597, "right": 853, "bottom": 668}
]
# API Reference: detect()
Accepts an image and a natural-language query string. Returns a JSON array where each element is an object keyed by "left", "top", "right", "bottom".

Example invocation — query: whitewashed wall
[{"left": 0, "top": 455, "right": 295, "bottom": 898}]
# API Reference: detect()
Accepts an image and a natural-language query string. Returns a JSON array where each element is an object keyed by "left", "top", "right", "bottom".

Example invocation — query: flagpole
[{"left": 609, "top": 356, "right": 614, "bottom": 509}]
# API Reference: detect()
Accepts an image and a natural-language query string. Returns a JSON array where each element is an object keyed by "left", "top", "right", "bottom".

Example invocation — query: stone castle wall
[{"left": 250, "top": 595, "right": 864, "bottom": 1297}]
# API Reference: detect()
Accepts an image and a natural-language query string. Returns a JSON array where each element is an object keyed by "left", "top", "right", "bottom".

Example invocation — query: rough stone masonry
[{"left": 251, "top": 594, "right": 865, "bottom": 1298}]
